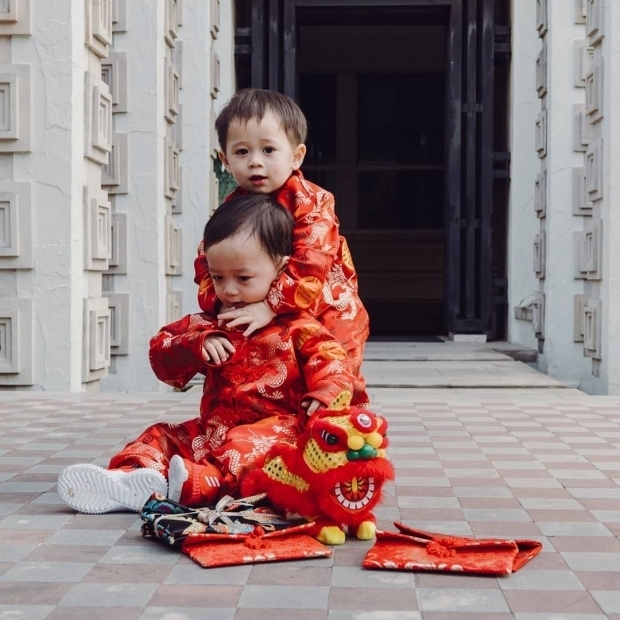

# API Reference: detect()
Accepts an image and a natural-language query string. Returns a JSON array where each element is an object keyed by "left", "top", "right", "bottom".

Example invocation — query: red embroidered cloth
[
  {"left": 362, "top": 522, "right": 542, "bottom": 576},
  {"left": 181, "top": 522, "right": 332, "bottom": 568}
]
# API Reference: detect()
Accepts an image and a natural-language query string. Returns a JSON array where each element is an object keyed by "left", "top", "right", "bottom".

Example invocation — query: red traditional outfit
[
  {"left": 193, "top": 171, "right": 370, "bottom": 377},
  {"left": 109, "top": 312, "right": 367, "bottom": 499}
]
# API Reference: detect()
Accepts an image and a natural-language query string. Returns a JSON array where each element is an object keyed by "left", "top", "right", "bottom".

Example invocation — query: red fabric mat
[
  {"left": 181, "top": 521, "right": 332, "bottom": 568},
  {"left": 362, "top": 522, "right": 542, "bottom": 576}
]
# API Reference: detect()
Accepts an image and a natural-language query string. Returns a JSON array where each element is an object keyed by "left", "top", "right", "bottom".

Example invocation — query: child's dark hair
[
  {"left": 215, "top": 88, "right": 307, "bottom": 151},
  {"left": 203, "top": 194, "right": 294, "bottom": 262}
]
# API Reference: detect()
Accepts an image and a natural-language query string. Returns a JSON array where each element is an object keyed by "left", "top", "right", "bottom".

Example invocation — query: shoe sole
[
  {"left": 167, "top": 455, "right": 189, "bottom": 503},
  {"left": 57, "top": 463, "right": 168, "bottom": 514}
]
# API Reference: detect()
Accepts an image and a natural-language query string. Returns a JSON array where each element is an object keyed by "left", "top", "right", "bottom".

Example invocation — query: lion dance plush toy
[{"left": 240, "top": 396, "right": 394, "bottom": 545}]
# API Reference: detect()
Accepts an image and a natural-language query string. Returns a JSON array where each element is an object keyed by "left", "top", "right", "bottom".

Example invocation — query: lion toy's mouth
[{"left": 332, "top": 476, "right": 376, "bottom": 511}]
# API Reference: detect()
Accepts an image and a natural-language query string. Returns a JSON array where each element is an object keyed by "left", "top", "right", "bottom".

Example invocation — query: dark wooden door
[{"left": 234, "top": 0, "right": 505, "bottom": 337}]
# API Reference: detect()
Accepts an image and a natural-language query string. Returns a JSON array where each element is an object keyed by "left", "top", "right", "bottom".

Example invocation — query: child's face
[
  {"left": 219, "top": 110, "right": 306, "bottom": 194},
  {"left": 205, "top": 233, "right": 288, "bottom": 309}
]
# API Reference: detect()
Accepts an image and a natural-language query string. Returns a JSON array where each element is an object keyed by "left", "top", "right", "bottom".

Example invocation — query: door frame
[{"left": 247, "top": 0, "right": 497, "bottom": 336}]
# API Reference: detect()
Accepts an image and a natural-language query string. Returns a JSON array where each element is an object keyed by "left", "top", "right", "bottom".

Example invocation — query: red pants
[{"left": 109, "top": 415, "right": 300, "bottom": 497}]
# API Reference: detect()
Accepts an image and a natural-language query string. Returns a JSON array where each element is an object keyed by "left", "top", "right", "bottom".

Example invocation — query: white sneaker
[
  {"left": 167, "top": 454, "right": 189, "bottom": 503},
  {"left": 57, "top": 463, "right": 168, "bottom": 514}
]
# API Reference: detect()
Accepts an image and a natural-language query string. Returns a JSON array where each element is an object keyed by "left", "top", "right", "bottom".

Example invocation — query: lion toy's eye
[{"left": 321, "top": 430, "right": 339, "bottom": 445}]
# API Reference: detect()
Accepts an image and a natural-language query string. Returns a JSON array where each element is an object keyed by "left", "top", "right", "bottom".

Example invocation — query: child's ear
[
  {"left": 291, "top": 144, "right": 306, "bottom": 170},
  {"left": 276, "top": 255, "right": 290, "bottom": 275},
  {"left": 218, "top": 151, "right": 231, "bottom": 172}
]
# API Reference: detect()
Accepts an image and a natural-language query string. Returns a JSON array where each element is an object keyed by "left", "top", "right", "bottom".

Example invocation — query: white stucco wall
[
  {"left": 11, "top": 1, "right": 87, "bottom": 390},
  {"left": 507, "top": 0, "right": 540, "bottom": 351},
  {"left": 596, "top": 0, "right": 620, "bottom": 394},
  {"left": 538, "top": 0, "right": 594, "bottom": 391}
]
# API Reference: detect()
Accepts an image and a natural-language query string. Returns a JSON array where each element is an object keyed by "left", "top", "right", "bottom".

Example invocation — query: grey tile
[
  {"left": 463, "top": 508, "right": 532, "bottom": 522},
  {"left": 397, "top": 497, "right": 461, "bottom": 509},
  {"left": 561, "top": 552, "right": 620, "bottom": 571},
  {"left": 0, "top": 503, "right": 25, "bottom": 516},
  {"left": 0, "top": 482, "right": 56, "bottom": 493},
  {"left": 46, "top": 529, "right": 125, "bottom": 547},
  {"left": 498, "top": 569, "right": 584, "bottom": 590},
  {"left": 537, "top": 522, "right": 613, "bottom": 537},
  {"left": 0, "top": 605, "right": 55, "bottom": 619},
  {"left": 453, "top": 487, "right": 514, "bottom": 498},
  {"left": 590, "top": 591, "right": 620, "bottom": 615},
  {"left": 0, "top": 515, "right": 73, "bottom": 529},
  {"left": 518, "top": 498, "right": 585, "bottom": 510},
  {"left": 165, "top": 564, "right": 251, "bottom": 585},
  {"left": 514, "top": 615, "right": 609, "bottom": 620},
  {"left": 330, "top": 566, "right": 414, "bottom": 588},
  {"left": 0, "top": 545, "right": 37, "bottom": 562},
  {"left": 328, "top": 613, "right": 421, "bottom": 620},
  {"left": 0, "top": 561, "right": 94, "bottom": 582},
  {"left": 59, "top": 583, "right": 159, "bottom": 607},
  {"left": 139, "top": 608, "right": 235, "bottom": 620},
  {"left": 99, "top": 545, "right": 178, "bottom": 565},
  {"left": 415, "top": 588, "right": 509, "bottom": 613},
  {"left": 238, "top": 585, "right": 329, "bottom": 609}
]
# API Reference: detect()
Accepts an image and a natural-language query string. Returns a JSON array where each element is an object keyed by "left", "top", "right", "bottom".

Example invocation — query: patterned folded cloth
[
  {"left": 140, "top": 492, "right": 297, "bottom": 547},
  {"left": 362, "top": 522, "right": 542, "bottom": 576},
  {"left": 181, "top": 522, "right": 333, "bottom": 568}
]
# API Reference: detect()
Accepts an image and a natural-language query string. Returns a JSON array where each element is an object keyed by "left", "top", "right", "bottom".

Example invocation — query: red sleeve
[
  {"left": 266, "top": 179, "right": 339, "bottom": 315},
  {"left": 292, "top": 321, "right": 355, "bottom": 407},
  {"left": 148, "top": 314, "right": 228, "bottom": 389}
]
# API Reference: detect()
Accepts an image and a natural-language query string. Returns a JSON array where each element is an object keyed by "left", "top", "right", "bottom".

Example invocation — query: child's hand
[
  {"left": 217, "top": 301, "right": 276, "bottom": 337},
  {"left": 202, "top": 334, "right": 236, "bottom": 365},
  {"left": 301, "top": 398, "right": 324, "bottom": 416}
]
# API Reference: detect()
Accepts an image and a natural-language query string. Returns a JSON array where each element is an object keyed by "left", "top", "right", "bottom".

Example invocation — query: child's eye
[
  {"left": 237, "top": 276, "right": 251, "bottom": 283},
  {"left": 263, "top": 147, "right": 275, "bottom": 154},
  {"left": 211, "top": 275, "right": 222, "bottom": 282},
  {"left": 234, "top": 148, "right": 248, "bottom": 156}
]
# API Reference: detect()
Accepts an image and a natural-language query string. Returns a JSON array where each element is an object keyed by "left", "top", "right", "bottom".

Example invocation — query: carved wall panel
[
  {"left": 583, "top": 297, "right": 601, "bottom": 359},
  {"left": 535, "top": 109, "right": 547, "bottom": 158},
  {"left": 573, "top": 104, "right": 592, "bottom": 152},
  {"left": 585, "top": 138, "right": 603, "bottom": 202},
  {"left": 211, "top": 0, "right": 220, "bottom": 38},
  {"left": 211, "top": 50, "right": 220, "bottom": 99},
  {"left": 0, "top": 64, "right": 31, "bottom": 152},
  {"left": 101, "top": 52, "right": 128, "bottom": 114},
  {"left": 536, "top": 45, "right": 547, "bottom": 98},
  {"left": 536, "top": 0, "right": 547, "bottom": 37},
  {"left": 585, "top": 0, "right": 604, "bottom": 46},
  {"left": 534, "top": 233, "right": 546, "bottom": 279},
  {"left": 0, "top": 182, "right": 32, "bottom": 269},
  {"left": 574, "top": 220, "right": 602, "bottom": 280},
  {"left": 83, "top": 297, "right": 111, "bottom": 381},
  {"left": 532, "top": 294, "right": 545, "bottom": 338},
  {"left": 112, "top": 0, "right": 127, "bottom": 33},
  {"left": 165, "top": 139, "right": 180, "bottom": 199},
  {"left": 102, "top": 133, "right": 129, "bottom": 194},
  {"left": 585, "top": 54, "right": 603, "bottom": 124},
  {"left": 0, "top": 297, "right": 33, "bottom": 385},
  {"left": 84, "top": 186, "right": 112, "bottom": 271},
  {"left": 166, "top": 292, "right": 182, "bottom": 324},
  {"left": 573, "top": 294, "right": 587, "bottom": 342},
  {"left": 105, "top": 292, "right": 129, "bottom": 355},
  {"left": 575, "top": 0, "right": 587, "bottom": 24},
  {"left": 165, "top": 0, "right": 178, "bottom": 47},
  {"left": 534, "top": 170, "right": 546, "bottom": 218},
  {"left": 574, "top": 40, "right": 592, "bottom": 88},
  {"left": 165, "top": 215, "right": 182, "bottom": 276},
  {"left": 107, "top": 212, "right": 127, "bottom": 274},
  {"left": 572, "top": 168, "right": 593, "bottom": 215},
  {"left": 86, "top": 0, "right": 113, "bottom": 58},
  {"left": 0, "top": 0, "right": 31, "bottom": 35},
  {"left": 85, "top": 72, "right": 113, "bottom": 165}
]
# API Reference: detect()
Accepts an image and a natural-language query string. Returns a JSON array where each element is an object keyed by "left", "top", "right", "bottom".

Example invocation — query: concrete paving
[{"left": 1, "top": 344, "right": 619, "bottom": 619}]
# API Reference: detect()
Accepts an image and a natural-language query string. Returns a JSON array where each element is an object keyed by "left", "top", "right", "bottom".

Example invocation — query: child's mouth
[{"left": 249, "top": 175, "right": 267, "bottom": 186}]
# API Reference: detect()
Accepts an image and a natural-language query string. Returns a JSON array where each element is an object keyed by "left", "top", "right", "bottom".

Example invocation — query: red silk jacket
[
  {"left": 149, "top": 312, "right": 369, "bottom": 434},
  {"left": 194, "top": 171, "right": 370, "bottom": 358}
]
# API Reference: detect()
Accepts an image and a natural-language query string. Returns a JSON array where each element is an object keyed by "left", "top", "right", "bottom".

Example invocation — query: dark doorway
[
  {"left": 234, "top": 0, "right": 510, "bottom": 340},
  {"left": 297, "top": 7, "right": 447, "bottom": 335}
]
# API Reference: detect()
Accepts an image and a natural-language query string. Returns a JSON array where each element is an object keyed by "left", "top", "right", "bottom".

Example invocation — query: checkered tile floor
[{"left": 1, "top": 390, "right": 620, "bottom": 619}]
